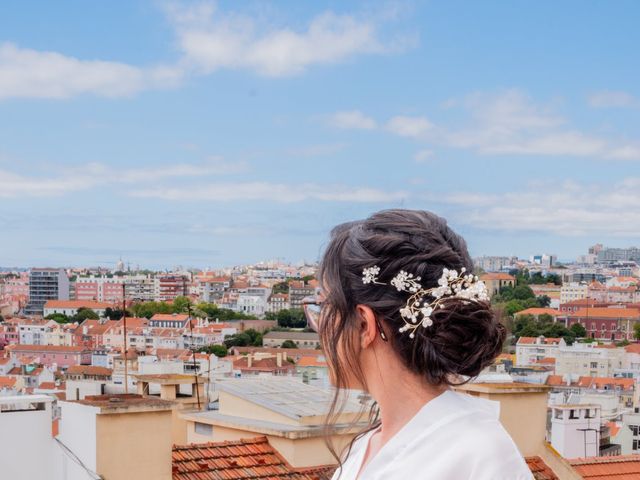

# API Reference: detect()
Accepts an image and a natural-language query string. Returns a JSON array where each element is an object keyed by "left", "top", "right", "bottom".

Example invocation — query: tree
[
  {"left": 244, "top": 329, "right": 263, "bottom": 347},
  {"left": 172, "top": 296, "right": 192, "bottom": 313},
  {"left": 73, "top": 308, "right": 99, "bottom": 322},
  {"left": 276, "top": 309, "right": 306, "bottom": 328},
  {"left": 223, "top": 333, "right": 252, "bottom": 348},
  {"left": 198, "top": 344, "right": 228, "bottom": 357},
  {"left": 633, "top": 322, "right": 640, "bottom": 341},
  {"left": 538, "top": 313, "right": 554, "bottom": 325},
  {"left": 104, "top": 307, "right": 130, "bottom": 320},
  {"left": 272, "top": 282, "right": 289, "bottom": 294},
  {"left": 537, "top": 295, "right": 551, "bottom": 308},
  {"left": 45, "top": 313, "right": 71, "bottom": 324},
  {"left": 569, "top": 322, "right": 587, "bottom": 338},
  {"left": 281, "top": 340, "right": 298, "bottom": 348}
]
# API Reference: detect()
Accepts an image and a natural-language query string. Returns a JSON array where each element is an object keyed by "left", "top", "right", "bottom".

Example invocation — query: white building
[
  {"left": 515, "top": 336, "right": 565, "bottom": 367},
  {"left": 0, "top": 395, "right": 62, "bottom": 480},
  {"left": 560, "top": 283, "right": 589, "bottom": 304},
  {"left": 555, "top": 343, "right": 625, "bottom": 378},
  {"left": 550, "top": 403, "right": 601, "bottom": 459}
]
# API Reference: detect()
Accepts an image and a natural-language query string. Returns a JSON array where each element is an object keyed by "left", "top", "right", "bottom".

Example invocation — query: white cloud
[
  {"left": 0, "top": 159, "right": 245, "bottom": 198},
  {"left": 439, "top": 178, "right": 640, "bottom": 236},
  {"left": 588, "top": 90, "right": 640, "bottom": 109},
  {"left": 0, "top": 2, "right": 409, "bottom": 100},
  {"left": 131, "top": 182, "right": 406, "bottom": 203},
  {"left": 413, "top": 149, "right": 434, "bottom": 163},
  {"left": 385, "top": 115, "right": 433, "bottom": 138},
  {"left": 0, "top": 42, "right": 180, "bottom": 100},
  {"left": 286, "top": 143, "right": 347, "bottom": 157},
  {"left": 165, "top": 2, "right": 397, "bottom": 77},
  {"left": 327, "top": 110, "right": 377, "bottom": 130}
]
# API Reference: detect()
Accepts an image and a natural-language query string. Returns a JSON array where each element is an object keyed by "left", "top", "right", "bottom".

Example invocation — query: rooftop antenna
[
  {"left": 122, "top": 283, "right": 128, "bottom": 394},
  {"left": 187, "top": 303, "right": 201, "bottom": 410}
]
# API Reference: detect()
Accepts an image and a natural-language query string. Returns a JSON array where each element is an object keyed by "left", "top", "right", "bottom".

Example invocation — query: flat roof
[
  {"left": 216, "top": 377, "right": 365, "bottom": 420},
  {"left": 66, "top": 394, "right": 174, "bottom": 413}
]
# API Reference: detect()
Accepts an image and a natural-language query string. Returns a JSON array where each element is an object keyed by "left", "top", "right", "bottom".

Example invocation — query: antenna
[
  {"left": 122, "top": 283, "right": 128, "bottom": 394},
  {"left": 187, "top": 304, "right": 201, "bottom": 410}
]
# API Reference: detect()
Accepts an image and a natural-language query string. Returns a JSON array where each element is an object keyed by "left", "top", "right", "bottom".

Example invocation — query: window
[
  {"left": 554, "top": 409, "right": 563, "bottom": 419},
  {"left": 194, "top": 422, "right": 213, "bottom": 436},
  {"left": 634, "top": 439, "right": 639, "bottom": 450},
  {"left": 632, "top": 425, "right": 639, "bottom": 436},
  {"left": 585, "top": 409, "right": 594, "bottom": 419},
  {"left": 569, "top": 409, "right": 578, "bottom": 419},
  {"left": 590, "top": 362, "right": 598, "bottom": 368}
]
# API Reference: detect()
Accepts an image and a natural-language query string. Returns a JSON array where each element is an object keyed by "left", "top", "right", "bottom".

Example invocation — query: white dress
[{"left": 331, "top": 389, "right": 534, "bottom": 480}]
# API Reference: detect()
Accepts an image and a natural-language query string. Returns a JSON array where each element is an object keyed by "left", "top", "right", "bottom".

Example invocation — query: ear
[{"left": 355, "top": 304, "right": 378, "bottom": 349}]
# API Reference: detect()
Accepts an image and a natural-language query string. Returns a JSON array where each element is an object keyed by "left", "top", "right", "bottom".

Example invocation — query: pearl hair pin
[{"left": 362, "top": 265, "right": 490, "bottom": 339}]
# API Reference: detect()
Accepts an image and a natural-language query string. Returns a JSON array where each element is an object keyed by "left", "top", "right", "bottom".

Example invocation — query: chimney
[
  {"left": 276, "top": 352, "right": 282, "bottom": 368},
  {"left": 247, "top": 354, "right": 252, "bottom": 368}
]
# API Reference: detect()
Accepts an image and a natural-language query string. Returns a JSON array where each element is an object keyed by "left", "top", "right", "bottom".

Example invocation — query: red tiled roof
[
  {"left": 8, "top": 345, "right": 87, "bottom": 353},
  {"left": 233, "top": 356, "right": 295, "bottom": 372},
  {"left": 480, "top": 273, "right": 515, "bottom": 281},
  {"left": 515, "top": 308, "right": 562, "bottom": 317},
  {"left": 517, "top": 336, "right": 562, "bottom": 345},
  {"left": 569, "top": 455, "right": 640, "bottom": 478},
  {"left": 172, "top": 436, "right": 336, "bottom": 480},
  {"left": 296, "top": 356, "right": 327, "bottom": 368},
  {"left": 577, "top": 376, "right": 634, "bottom": 391},
  {"left": 625, "top": 343, "right": 640, "bottom": 354},
  {"left": 608, "top": 421, "right": 621, "bottom": 437},
  {"left": 151, "top": 313, "right": 189, "bottom": 321},
  {"left": 566, "top": 308, "right": 640, "bottom": 319},
  {"left": 45, "top": 300, "right": 113, "bottom": 309},
  {"left": 66, "top": 365, "right": 112, "bottom": 376},
  {"left": 525, "top": 456, "right": 559, "bottom": 480},
  {"left": 0, "top": 376, "right": 17, "bottom": 388}
]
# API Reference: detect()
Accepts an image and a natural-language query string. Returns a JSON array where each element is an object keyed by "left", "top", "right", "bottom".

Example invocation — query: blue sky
[{"left": 0, "top": 1, "right": 639, "bottom": 269}]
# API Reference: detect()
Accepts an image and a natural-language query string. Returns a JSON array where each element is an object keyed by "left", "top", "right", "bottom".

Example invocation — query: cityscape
[
  {"left": 1, "top": 243, "right": 640, "bottom": 478},
  {"left": 1, "top": 0, "right": 639, "bottom": 479}
]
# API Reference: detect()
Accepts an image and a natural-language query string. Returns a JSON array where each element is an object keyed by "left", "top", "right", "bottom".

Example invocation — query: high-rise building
[{"left": 24, "top": 268, "right": 70, "bottom": 316}]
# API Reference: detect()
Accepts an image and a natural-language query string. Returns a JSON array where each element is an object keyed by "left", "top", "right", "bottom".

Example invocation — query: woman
[{"left": 313, "top": 209, "right": 533, "bottom": 480}]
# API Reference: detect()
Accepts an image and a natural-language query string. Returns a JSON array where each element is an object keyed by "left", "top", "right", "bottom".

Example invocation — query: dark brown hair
[{"left": 318, "top": 209, "right": 506, "bottom": 467}]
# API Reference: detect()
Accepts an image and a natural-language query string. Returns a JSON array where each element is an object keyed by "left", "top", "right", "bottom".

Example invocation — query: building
[
  {"left": 560, "top": 283, "right": 589, "bottom": 304},
  {"left": 74, "top": 275, "right": 126, "bottom": 302},
  {"left": 555, "top": 343, "right": 625, "bottom": 378},
  {"left": 43, "top": 300, "right": 113, "bottom": 318},
  {"left": 288, "top": 281, "right": 316, "bottom": 308},
  {"left": 515, "top": 336, "right": 565, "bottom": 367},
  {"left": 562, "top": 307, "right": 640, "bottom": 341},
  {"left": 262, "top": 331, "right": 321, "bottom": 349},
  {"left": 58, "top": 394, "right": 175, "bottom": 480},
  {"left": 180, "top": 377, "right": 368, "bottom": 468},
  {"left": 6, "top": 344, "right": 91, "bottom": 369},
  {"left": 156, "top": 274, "right": 188, "bottom": 301},
  {"left": 550, "top": 403, "right": 602, "bottom": 458},
  {"left": 24, "top": 268, "right": 70, "bottom": 316},
  {"left": 0, "top": 395, "right": 60, "bottom": 480},
  {"left": 473, "top": 256, "right": 518, "bottom": 272},
  {"left": 479, "top": 273, "right": 515, "bottom": 297},
  {"left": 598, "top": 246, "right": 640, "bottom": 264},
  {"left": 149, "top": 313, "right": 190, "bottom": 329}
]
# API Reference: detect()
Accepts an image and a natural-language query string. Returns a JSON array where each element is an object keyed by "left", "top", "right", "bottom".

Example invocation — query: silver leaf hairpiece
[{"left": 361, "top": 265, "right": 489, "bottom": 339}]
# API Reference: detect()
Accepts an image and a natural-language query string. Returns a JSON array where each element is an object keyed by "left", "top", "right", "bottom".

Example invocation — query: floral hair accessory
[{"left": 361, "top": 265, "right": 489, "bottom": 339}]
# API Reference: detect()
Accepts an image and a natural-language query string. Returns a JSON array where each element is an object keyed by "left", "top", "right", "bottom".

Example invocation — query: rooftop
[
  {"left": 216, "top": 377, "right": 364, "bottom": 420},
  {"left": 70, "top": 394, "right": 174, "bottom": 413},
  {"left": 172, "top": 436, "right": 335, "bottom": 480},
  {"left": 569, "top": 455, "right": 640, "bottom": 478}
]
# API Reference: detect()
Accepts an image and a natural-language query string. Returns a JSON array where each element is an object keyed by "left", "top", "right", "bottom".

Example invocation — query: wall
[
  {"left": 96, "top": 409, "right": 173, "bottom": 480},
  {"left": 58, "top": 400, "right": 99, "bottom": 480}
]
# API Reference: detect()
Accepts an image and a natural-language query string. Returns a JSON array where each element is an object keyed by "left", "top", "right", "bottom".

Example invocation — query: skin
[{"left": 349, "top": 304, "right": 450, "bottom": 478}]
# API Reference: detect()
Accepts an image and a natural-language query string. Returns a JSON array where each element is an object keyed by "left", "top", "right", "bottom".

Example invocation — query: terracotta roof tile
[
  {"left": 525, "top": 456, "right": 559, "bottom": 480},
  {"left": 569, "top": 455, "right": 640, "bottom": 478},
  {"left": 172, "top": 436, "right": 335, "bottom": 480}
]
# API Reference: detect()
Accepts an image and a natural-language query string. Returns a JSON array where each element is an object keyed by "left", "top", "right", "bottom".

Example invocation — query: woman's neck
[{"left": 366, "top": 362, "right": 449, "bottom": 444}]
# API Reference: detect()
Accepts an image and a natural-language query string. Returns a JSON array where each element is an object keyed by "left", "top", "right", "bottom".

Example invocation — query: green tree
[
  {"left": 281, "top": 340, "right": 298, "bottom": 348},
  {"left": 634, "top": 322, "right": 640, "bottom": 341},
  {"left": 104, "top": 307, "right": 130, "bottom": 320},
  {"left": 276, "top": 309, "right": 306, "bottom": 328},
  {"left": 272, "top": 282, "right": 289, "bottom": 294},
  {"left": 537, "top": 295, "right": 552, "bottom": 308},
  {"left": 73, "top": 308, "right": 99, "bottom": 322},
  {"left": 172, "top": 296, "right": 192, "bottom": 313},
  {"left": 223, "top": 332, "right": 252, "bottom": 348},
  {"left": 505, "top": 300, "right": 526, "bottom": 317},
  {"left": 197, "top": 344, "right": 228, "bottom": 357},
  {"left": 538, "top": 313, "right": 554, "bottom": 325},
  {"left": 569, "top": 322, "right": 587, "bottom": 338},
  {"left": 45, "top": 313, "right": 71, "bottom": 324}
]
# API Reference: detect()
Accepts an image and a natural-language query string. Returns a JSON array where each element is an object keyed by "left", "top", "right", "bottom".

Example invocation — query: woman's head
[{"left": 317, "top": 209, "right": 506, "bottom": 392}]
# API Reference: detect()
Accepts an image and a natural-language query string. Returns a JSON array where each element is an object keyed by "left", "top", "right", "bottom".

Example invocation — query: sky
[{"left": 0, "top": 0, "right": 639, "bottom": 270}]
